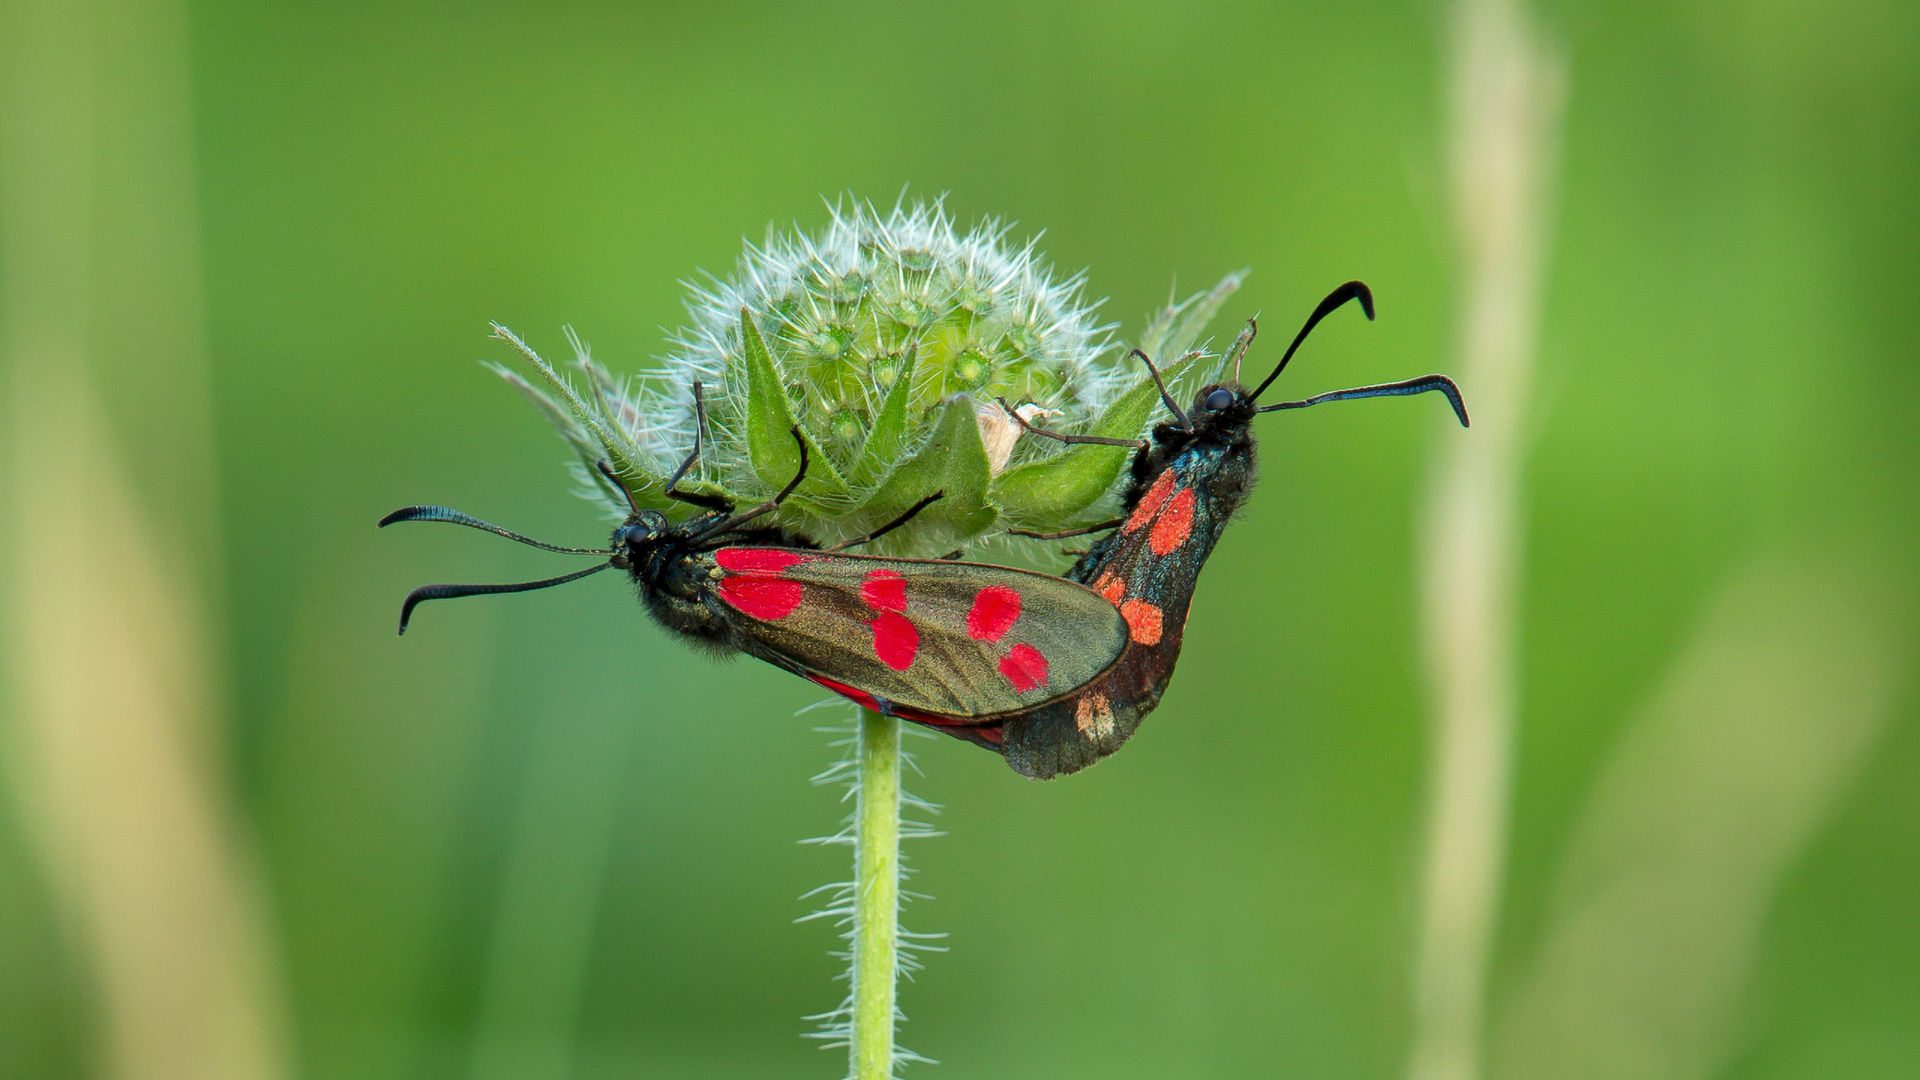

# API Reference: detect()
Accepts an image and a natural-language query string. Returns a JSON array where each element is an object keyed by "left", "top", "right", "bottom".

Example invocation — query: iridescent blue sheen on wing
[{"left": 1000, "top": 418, "right": 1258, "bottom": 778}]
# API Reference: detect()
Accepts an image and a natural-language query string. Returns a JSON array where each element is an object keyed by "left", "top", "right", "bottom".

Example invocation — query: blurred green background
[{"left": 2, "top": 1, "right": 1916, "bottom": 1079}]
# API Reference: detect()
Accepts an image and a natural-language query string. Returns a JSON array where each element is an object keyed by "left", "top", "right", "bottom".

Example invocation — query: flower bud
[{"left": 494, "top": 196, "right": 1244, "bottom": 556}]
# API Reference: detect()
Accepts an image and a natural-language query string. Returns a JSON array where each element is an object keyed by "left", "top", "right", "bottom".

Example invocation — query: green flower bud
[{"left": 491, "top": 197, "right": 1245, "bottom": 556}]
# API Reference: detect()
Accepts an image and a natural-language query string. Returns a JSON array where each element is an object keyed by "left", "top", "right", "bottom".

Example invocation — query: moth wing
[
  {"left": 707, "top": 548, "right": 1129, "bottom": 720},
  {"left": 998, "top": 464, "right": 1217, "bottom": 777}
]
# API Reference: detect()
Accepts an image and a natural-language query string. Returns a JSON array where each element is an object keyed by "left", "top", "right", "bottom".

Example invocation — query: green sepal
[
  {"left": 988, "top": 270, "right": 1243, "bottom": 530},
  {"left": 737, "top": 309, "right": 850, "bottom": 504},
  {"left": 850, "top": 395, "right": 996, "bottom": 554},
  {"left": 1136, "top": 269, "right": 1247, "bottom": 374},
  {"left": 489, "top": 362, "right": 672, "bottom": 512},
  {"left": 851, "top": 345, "right": 917, "bottom": 487},
  {"left": 989, "top": 349, "right": 1203, "bottom": 529}
]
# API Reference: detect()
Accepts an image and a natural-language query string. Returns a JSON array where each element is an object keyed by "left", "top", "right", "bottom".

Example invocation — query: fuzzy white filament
[{"left": 801, "top": 708, "right": 945, "bottom": 1079}]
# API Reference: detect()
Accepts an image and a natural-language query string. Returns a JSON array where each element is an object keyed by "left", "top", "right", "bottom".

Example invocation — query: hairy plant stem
[{"left": 851, "top": 708, "right": 902, "bottom": 1080}]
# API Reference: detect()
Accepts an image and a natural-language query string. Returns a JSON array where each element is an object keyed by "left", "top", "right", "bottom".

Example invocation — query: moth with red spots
[
  {"left": 993, "top": 281, "right": 1469, "bottom": 777},
  {"left": 384, "top": 282, "right": 1465, "bottom": 779},
  {"left": 382, "top": 427, "right": 1132, "bottom": 754}
]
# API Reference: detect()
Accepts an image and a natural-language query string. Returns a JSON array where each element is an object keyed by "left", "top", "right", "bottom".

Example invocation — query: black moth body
[{"left": 996, "top": 390, "right": 1259, "bottom": 777}]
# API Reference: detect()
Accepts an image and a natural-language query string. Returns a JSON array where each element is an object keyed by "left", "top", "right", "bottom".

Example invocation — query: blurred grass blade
[
  {"left": 468, "top": 700, "right": 638, "bottom": 1080},
  {"left": 1411, "top": 3, "right": 1564, "bottom": 1080},
  {"left": 1489, "top": 554, "right": 1900, "bottom": 1080},
  {"left": 4, "top": 375, "right": 290, "bottom": 1080},
  {"left": 0, "top": 0, "right": 290, "bottom": 1075}
]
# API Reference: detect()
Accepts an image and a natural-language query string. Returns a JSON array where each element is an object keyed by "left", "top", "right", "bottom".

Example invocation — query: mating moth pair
[{"left": 386, "top": 282, "right": 1466, "bottom": 778}]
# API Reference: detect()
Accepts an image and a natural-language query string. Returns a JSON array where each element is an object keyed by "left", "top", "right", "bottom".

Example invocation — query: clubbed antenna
[
  {"left": 378, "top": 504, "right": 615, "bottom": 634},
  {"left": 393, "top": 564, "right": 612, "bottom": 635},
  {"left": 1250, "top": 280, "right": 1375, "bottom": 401}
]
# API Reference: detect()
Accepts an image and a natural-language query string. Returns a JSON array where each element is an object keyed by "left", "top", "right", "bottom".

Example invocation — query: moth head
[
  {"left": 1187, "top": 383, "right": 1256, "bottom": 432},
  {"left": 616, "top": 510, "right": 672, "bottom": 552},
  {"left": 1194, "top": 384, "right": 1244, "bottom": 414}
]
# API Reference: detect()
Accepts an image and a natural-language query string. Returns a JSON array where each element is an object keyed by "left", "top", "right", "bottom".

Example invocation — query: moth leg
[
  {"left": 1225, "top": 318, "right": 1258, "bottom": 385},
  {"left": 1008, "top": 518, "right": 1123, "bottom": 541},
  {"left": 659, "top": 381, "right": 735, "bottom": 511},
  {"left": 1124, "top": 349, "right": 1192, "bottom": 430},
  {"left": 994, "top": 397, "right": 1145, "bottom": 449},
  {"left": 593, "top": 460, "right": 643, "bottom": 516},
  {"left": 661, "top": 382, "right": 706, "bottom": 490},
  {"left": 666, "top": 489, "right": 734, "bottom": 512},
  {"left": 689, "top": 426, "right": 809, "bottom": 540},
  {"left": 937, "top": 550, "right": 964, "bottom": 560},
  {"left": 826, "top": 491, "right": 946, "bottom": 552}
]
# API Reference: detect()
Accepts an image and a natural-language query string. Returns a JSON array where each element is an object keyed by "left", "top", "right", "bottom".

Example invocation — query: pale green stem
[
  {"left": 2, "top": 0, "right": 289, "bottom": 1077},
  {"left": 851, "top": 708, "right": 901, "bottom": 1080},
  {"left": 1410, "top": 3, "right": 1561, "bottom": 1080}
]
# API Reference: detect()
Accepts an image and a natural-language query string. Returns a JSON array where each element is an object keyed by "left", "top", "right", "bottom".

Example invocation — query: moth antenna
[
  {"left": 396, "top": 563, "right": 613, "bottom": 635},
  {"left": 1250, "top": 281, "right": 1375, "bottom": 402},
  {"left": 1226, "top": 318, "right": 1258, "bottom": 385},
  {"left": 690, "top": 426, "right": 809, "bottom": 540},
  {"left": 378, "top": 505, "right": 610, "bottom": 555},
  {"left": 594, "top": 460, "right": 643, "bottom": 516},
  {"left": 1256, "top": 373, "right": 1469, "bottom": 427},
  {"left": 1128, "top": 348, "right": 1191, "bottom": 430}
]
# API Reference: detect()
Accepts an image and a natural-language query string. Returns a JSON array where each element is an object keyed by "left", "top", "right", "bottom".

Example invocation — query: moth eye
[
  {"left": 620, "top": 524, "right": 649, "bottom": 547},
  {"left": 1205, "top": 388, "right": 1234, "bottom": 411}
]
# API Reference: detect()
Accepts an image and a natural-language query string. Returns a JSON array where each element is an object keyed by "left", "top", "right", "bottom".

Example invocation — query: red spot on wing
[
  {"left": 1094, "top": 573, "right": 1126, "bottom": 605},
  {"left": 1120, "top": 599, "right": 1164, "bottom": 645},
  {"left": 1123, "top": 471, "right": 1177, "bottom": 533},
  {"left": 999, "top": 643, "right": 1050, "bottom": 693},
  {"left": 871, "top": 611, "right": 920, "bottom": 670},
  {"left": 718, "top": 576, "right": 803, "bottom": 620},
  {"left": 715, "top": 547, "right": 809, "bottom": 573},
  {"left": 1149, "top": 487, "right": 1196, "bottom": 555},
  {"left": 806, "top": 673, "right": 882, "bottom": 712},
  {"left": 861, "top": 569, "right": 907, "bottom": 613},
  {"left": 966, "top": 585, "right": 1022, "bottom": 642}
]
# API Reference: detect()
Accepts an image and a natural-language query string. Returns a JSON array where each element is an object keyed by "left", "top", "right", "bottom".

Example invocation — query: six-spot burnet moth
[
  {"left": 384, "top": 281, "right": 1465, "bottom": 778},
  {"left": 988, "top": 280, "right": 1468, "bottom": 777},
  {"left": 383, "top": 399, "right": 1134, "bottom": 756}
]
